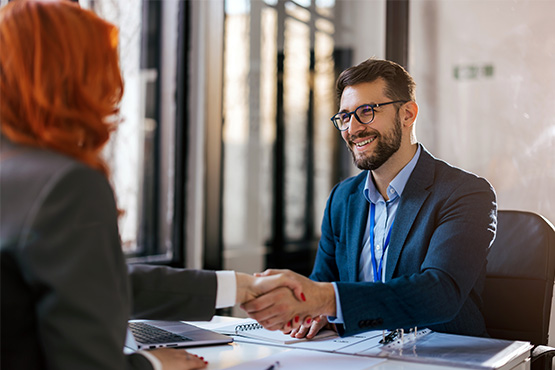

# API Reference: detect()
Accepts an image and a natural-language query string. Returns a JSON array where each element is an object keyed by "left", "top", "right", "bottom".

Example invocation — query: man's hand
[
  {"left": 235, "top": 271, "right": 305, "bottom": 304},
  {"left": 240, "top": 269, "right": 336, "bottom": 331}
]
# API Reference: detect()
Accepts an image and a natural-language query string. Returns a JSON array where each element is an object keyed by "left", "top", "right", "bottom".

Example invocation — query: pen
[{"left": 264, "top": 360, "right": 280, "bottom": 370}]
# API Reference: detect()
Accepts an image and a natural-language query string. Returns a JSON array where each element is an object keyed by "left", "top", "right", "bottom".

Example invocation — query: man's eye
[
  {"left": 340, "top": 113, "right": 350, "bottom": 122},
  {"left": 359, "top": 106, "right": 373, "bottom": 115}
]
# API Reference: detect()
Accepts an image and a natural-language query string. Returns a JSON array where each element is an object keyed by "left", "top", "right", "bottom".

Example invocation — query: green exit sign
[{"left": 454, "top": 64, "right": 494, "bottom": 80}]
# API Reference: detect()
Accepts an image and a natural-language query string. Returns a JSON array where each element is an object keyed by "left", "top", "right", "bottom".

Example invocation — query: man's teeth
[{"left": 355, "top": 137, "right": 376, "bottom": 147}]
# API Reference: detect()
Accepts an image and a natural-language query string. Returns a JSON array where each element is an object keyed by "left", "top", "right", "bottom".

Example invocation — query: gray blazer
[{"left": 0, "top": 137, "right": 217, "bottom": 370}]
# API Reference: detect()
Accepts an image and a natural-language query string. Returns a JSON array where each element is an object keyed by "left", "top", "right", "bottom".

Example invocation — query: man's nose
[{"left": 347, "top": 114, "right": 364, "bottom": 135}]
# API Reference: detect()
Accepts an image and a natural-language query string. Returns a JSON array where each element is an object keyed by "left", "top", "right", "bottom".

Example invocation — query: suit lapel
[
  {"left": 385, "top": 147, "right": 435, "bottom": 281},
  {"left": 346, "top": 175, "right": 369, "bottom": 282}
]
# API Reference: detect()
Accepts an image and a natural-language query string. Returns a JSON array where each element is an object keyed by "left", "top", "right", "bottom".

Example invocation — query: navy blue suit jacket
[{"left": 310, "top": 145, "right": 497, "bottom": 337}]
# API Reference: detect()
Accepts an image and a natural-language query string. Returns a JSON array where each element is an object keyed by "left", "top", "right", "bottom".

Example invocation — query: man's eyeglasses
[{"left": 330, "top": 100, "right": 408, "bottom": 131}]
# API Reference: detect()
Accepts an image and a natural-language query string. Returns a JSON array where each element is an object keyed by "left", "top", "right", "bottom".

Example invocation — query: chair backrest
[{"left": 483, "top": 210, "right": 555, "bottom": 345}]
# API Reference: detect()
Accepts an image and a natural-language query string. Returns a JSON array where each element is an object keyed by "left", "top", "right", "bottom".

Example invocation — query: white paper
[
  {"left": 334, "top": 332, "right": 383, "bottom": 355},
  {"left": 376, "top": 332, "right": 532, "bottom": 369},
  {"left": 293, "top": 330, "right": 382, "bottom": 352},
  {"left": 224, "top": 349, "right": 386, "bottom": 370},
  {"left": 214, "top": 319, "right": 337, "bottom": 344},
  {"left": 209, "top": 317, "right": 255, "bottom": 335}
]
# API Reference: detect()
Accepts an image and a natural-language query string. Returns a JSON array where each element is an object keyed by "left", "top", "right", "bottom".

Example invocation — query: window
[
  {"left": 81, "top": 0, "right": 187, "bottom": 265},
  {"left": 222, "top": 0, "right": 342, "bottom": 276}
]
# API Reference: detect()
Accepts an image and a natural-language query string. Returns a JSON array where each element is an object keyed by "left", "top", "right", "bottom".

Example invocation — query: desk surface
[{"left": 184, "top": 317, "right": 530, "bottom": 370}]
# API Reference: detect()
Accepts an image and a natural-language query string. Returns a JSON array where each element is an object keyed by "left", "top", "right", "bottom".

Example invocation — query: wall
[
  {"left": 411, "top": 0, "right": 555, "bottom": 225},
  {"left": 334, "top": 0, "right": 386, "bottom": 65},
  {"left": 410, "top": 0, "right": 555, "bottom": 345}
]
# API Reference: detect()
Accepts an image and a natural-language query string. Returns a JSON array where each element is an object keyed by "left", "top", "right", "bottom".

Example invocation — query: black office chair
[{"left": 483, "top": 210, "right": 555, "bottom": 370}]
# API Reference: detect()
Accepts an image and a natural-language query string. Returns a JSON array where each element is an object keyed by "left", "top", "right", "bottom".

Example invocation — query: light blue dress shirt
[{"left": 329, "top": 146, "right": 421, "bottom": 323}]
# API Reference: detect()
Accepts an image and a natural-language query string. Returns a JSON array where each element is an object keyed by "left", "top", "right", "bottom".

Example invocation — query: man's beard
[{"left": 346, "top": 114, "right": 402, "bottom": 171}]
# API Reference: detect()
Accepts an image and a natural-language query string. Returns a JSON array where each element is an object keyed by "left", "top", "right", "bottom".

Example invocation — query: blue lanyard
[{"left": 369, "top": 202, "right": 394, "bottom": 282}]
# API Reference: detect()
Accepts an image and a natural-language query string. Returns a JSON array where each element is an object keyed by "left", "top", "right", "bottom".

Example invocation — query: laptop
[{"left": 125, "top": 320, "right": 233, "bottom": 351}]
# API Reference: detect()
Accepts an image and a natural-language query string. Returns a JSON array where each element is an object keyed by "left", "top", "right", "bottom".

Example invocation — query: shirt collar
[{"left": 363, "top": 145, "right": 421, "bottom": 204}]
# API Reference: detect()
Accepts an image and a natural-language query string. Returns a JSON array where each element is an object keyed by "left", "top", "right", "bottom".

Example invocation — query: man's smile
[{"left": 354, "top": 136, "right": 377, "bottom": 148}]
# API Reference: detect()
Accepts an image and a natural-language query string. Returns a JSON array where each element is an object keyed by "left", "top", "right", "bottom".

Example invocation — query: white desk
[{"left": 184, "top": 317, "right": 530, "bottom": 370}]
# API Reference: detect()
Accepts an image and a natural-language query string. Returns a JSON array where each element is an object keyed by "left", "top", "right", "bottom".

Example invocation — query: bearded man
[{"left": 242, "top": 58, "right": 498, "bottom": 340}]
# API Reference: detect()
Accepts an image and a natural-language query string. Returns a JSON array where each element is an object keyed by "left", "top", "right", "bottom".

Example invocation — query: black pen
[{"left": 264, "top": 360, "right": 280, "bottom": 370}]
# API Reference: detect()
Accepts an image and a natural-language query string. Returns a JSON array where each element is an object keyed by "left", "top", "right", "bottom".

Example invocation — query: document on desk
[
  {"left": 292, "top": 329, "right": 382, "bottom": 352},
  {"left": 372, "top": 331, "right": 533, "bottom": 370},
  {"left": 331, "top": 331, "right": 383, "bottom": 355},
  {"left": 224, "top": 349, "right": 386, "bottom": 370},
  {"left": 214, "top": 319, "right": 337, "bottom": 345},
  {"left": 212, "top": 318, "right": 531, "bottom": 369},
  {"left": 216, "top": 320, "right": 384, "bottom": 353}
]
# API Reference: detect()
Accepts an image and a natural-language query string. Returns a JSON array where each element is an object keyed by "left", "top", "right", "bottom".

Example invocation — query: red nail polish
[
  {"left": 295, "top": 316, "right": 299, "bottom": 323},
  {"left": 301, "top": 292, "right": 306, "bottom": 302},
  {"left": 307, "top": 318, "right": 312, "bottom": 324}
]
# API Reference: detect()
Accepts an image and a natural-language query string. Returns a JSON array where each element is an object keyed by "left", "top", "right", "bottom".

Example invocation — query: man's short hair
[{"left": 335, "top": 58, "right": 416, "bottom": 105}]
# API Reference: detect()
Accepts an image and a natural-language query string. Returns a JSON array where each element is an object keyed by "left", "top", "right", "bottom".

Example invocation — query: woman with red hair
[{"left": 0, "top": 1, "right": 208, "bottom": 369}]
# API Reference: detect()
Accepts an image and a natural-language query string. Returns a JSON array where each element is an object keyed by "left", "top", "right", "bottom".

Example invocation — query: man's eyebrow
[{"left": 339, "top": 103, "right": 376, "bottom": 112}]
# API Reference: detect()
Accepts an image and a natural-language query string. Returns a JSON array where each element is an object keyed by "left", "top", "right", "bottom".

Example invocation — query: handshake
[{"left": 235, "top": 270, "right": 336, "bottom": 339}]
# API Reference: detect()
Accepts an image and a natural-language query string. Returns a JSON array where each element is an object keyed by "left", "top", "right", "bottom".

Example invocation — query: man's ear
[{"left": 401, "top": 101, "right": 418, "bottom": 128}]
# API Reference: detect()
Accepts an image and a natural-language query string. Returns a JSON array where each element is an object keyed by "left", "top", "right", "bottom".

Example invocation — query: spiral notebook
[{"left": 217, "top": 319, "right": 337, "bottom": 344}]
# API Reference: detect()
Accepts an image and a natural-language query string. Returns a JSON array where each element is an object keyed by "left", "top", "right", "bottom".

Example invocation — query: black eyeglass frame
[{"left": 330, "top": 100, "right": 408, "bottom": 131}]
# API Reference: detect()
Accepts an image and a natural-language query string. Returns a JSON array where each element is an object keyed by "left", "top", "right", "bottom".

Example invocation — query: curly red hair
[{"left": 0, "top": 0, "right": 123, "bottom": 176}]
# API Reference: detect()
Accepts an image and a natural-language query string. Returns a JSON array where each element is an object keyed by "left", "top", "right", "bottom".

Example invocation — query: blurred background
[{"left": 3, "top": 0, "right": 553, "bottom": 340}]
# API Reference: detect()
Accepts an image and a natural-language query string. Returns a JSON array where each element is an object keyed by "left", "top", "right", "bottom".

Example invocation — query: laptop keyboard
[{"left": 129, "top": 322, "right": 192, "bottom": 344}]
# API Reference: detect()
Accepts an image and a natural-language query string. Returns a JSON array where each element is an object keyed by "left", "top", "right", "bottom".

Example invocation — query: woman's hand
[
  {"left": 286, "top": 315, "right": 332, "bottom": 339},
  {"left": 149, "top": 348, "right": 207, "bottom": 369}
]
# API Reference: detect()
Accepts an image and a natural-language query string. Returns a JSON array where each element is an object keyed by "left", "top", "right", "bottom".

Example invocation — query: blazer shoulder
[
  {"left": 1, "top": 140, "right": 116, "bottom": 252},
  {"left": 1, "top": 139, "right": 101, "bottom": 189},
  {"left": 419, "top": 148, "right": 494, "bottom": 193},
  {"left": 333, "top": 171, "right": 367, "bottom": 196}
]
